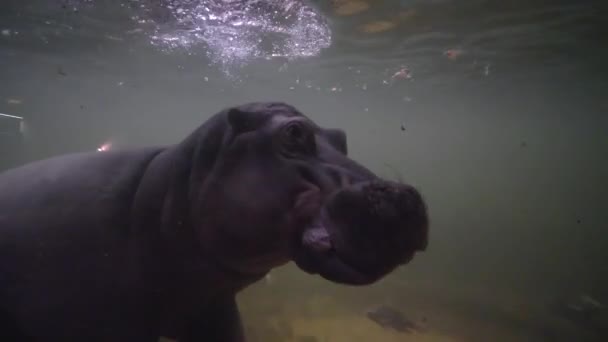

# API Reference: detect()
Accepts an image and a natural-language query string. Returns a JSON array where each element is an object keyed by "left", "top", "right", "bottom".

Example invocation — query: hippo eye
[
  {"left": 281, "top": 121, "right": 315, "bottom": 155},
  {"left": 285, "top": 123, "right": 301, "bottom": 138}
]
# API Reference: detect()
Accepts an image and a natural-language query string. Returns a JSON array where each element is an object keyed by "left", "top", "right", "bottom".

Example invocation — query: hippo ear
[
  {"left": 227, "top": 108, "right": 260, "bottom": 134},
  {"left": 325, "top": 129, "right": 348, "bottom": 155}
]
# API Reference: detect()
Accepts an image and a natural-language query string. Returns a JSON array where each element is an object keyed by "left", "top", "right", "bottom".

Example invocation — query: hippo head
[{"left": 190, "top": 102, "right": 428, "bottom": 286}]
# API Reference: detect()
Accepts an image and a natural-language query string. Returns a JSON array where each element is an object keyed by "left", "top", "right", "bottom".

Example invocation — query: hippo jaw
[{"left": 292, "top": 180, "right": 429, "bottom": 286}]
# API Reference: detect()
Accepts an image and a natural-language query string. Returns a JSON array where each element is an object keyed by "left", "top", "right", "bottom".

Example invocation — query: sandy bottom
[
  {"left": 237, "top": 266, "right": 604, "bottom": 342},
  {"left": 161, "top": 267, "right": 601, "bottom": 342},
  {"left": 287, "top": 316, "right": 459, "bottom": 342}
]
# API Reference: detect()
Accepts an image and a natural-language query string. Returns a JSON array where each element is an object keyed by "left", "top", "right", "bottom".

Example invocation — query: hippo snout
[{"left": 293, "top": 180, "right": 429, "bottom": 285}]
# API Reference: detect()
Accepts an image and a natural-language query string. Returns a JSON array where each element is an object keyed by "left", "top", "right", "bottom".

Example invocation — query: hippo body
[{"left": 0, "top": 102, "right": 428, "bottom": 341}]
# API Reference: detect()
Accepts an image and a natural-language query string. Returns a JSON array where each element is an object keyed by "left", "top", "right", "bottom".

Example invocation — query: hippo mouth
[{"left": 292, "top": 180, "right": 429, "bottom": 285}]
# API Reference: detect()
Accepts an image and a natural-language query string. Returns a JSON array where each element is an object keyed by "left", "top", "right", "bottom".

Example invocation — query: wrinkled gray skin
[{"left": 0, "top": 102, "right": 428, "bottom": 342}]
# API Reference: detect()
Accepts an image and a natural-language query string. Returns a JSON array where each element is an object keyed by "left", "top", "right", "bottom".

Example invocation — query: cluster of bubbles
[{"left": 131, "top": 0, "right": 332, "bottom": 71}]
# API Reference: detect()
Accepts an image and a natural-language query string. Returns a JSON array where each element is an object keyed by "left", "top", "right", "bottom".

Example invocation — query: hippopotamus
[{"left": 0, "top": 102, "right": 428, "bottom": 341}]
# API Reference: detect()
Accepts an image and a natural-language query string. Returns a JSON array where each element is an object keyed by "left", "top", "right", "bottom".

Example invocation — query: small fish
[{"left": 366, "top": 305, "right": 423, "bottom": 333}]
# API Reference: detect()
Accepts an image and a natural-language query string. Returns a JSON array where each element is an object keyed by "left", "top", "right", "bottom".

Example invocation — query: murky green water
[{"left": 1, "top": 0, "right": 606, "bottom": 341}]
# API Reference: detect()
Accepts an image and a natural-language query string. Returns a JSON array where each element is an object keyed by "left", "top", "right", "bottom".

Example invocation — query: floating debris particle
[
  {"left": 264, "top": 272, "right": 274, "bottom": 285},
  {"left": 203, "top": 76, "right": 209, "bottom": 82},
  {"left": 1, "top": 29, "right": 11, "bottom": 37},
  {"left": 329, "top": 86, "right": 342, "bottom": 92},
  {"left": 57, "top": 66, "right": 67, "bottom": 76},
  {"left": 392, "top": 67, "right": 411, "bottom": 80},
  {"left": 364, "top": 108, "right": 369, "bottom": 112},
  {"left": 117, "top": 81, "right": 124, "bottom": 86},
  {"left": 576, "top": 218, "right": 581, "bottom": 224},
  {"left": 333, "top": 0, "right": 369, "bottom": 16},
  {"left": 580, "top": 294, "right": 603, "bottom": 309},
  {"left": 79, "top": 105, "right": 85, "bottom": 110},
  {"left": 397, "top": 9, "right": 418, "bottom": 21},
  {"left": 400, "top": 123, "right": 406, "bottom": 131},
  {"left": 360, "top": 20, "right": 396, "bottom": 33},
  {"left": 520, "top": 141, "right": 527, "bottom": 148},
  {"left": 126, "top": 28, "right": 144, "bottom": 35},
  {"left": 7, "top": 98, "right": 22, "bottom": 105},
  {"left": 444, "top": 49, "right": 464, "bottom": 60},
  {"left": 484, "top": 64, "right": 490, "bottom": 76},
  {"left": 104, "top": 34, "right": 124, "bottom": 42},
  {"left": 97, "top": 142, "right": 112, "bottom": 152},
  {"left": 289, "top": 86, "right": 295, "bottom": 90},
  {"left": 553, "top": 292, "right": 604, "bottom": 330},
  {"left": 362, "top": 83, "right": 367, "bottom": 90},
  {"left": 403, "top": 96, "right": 412, "bottom": 102}
]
